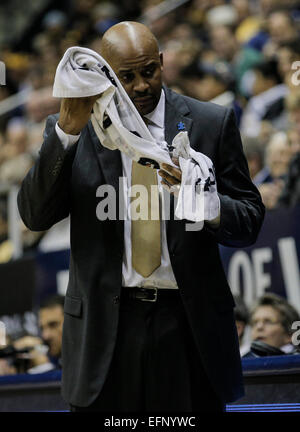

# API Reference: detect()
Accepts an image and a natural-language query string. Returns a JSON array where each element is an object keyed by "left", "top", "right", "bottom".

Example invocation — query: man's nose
[
  {"left": 42, "top": 329, "right": 51, "bottom": 341},
  {"left": 255, "top": 322, "right": 265, "bottom": 331},
  {"left": 133, "top": 76, "right": 149, "bottom": 93}
]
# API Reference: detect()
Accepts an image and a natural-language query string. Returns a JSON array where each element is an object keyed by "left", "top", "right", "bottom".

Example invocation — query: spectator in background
[
  {"left": 259, "top": 0, "right": 285, "bottom": 17},
  {"left": 278, "top": 151, "right": 300, "bottom": 208},
  {"left": 161, "top": 33, "right": 202, "bottom": 90},
  {"left": 38, "top": 294, "right": 64, "bottom": 369},
  {"left": 258, "top": 131, "right": 292, "bottom": 209},
  {"left": 208, "top": 18, "right": 264, "bottom": 99},
  {"left": 264, "top": 131, "right": 291, "bottom": 181},
  {"left": 276, "top": 39, "right": 300, "bottom": 87},
  {"left": 209, "top": 24, "right": 239, "bottom": 64},
  {"left": 0, "top": 117, "right": 40, "bottom": 263},
  {"left": 181, "top": 58, "right": 242, "bottom": 122},
  {"left": 92, "top": 2, "right": 121, "bottom": 35},
  {"left": 0, "top": 294, "right": 64, "bottom": 375},
  {"left": 277, "top": 90, "right": 300, "bottom": 207},
  {"left": 40, "top": 10, "right": 68, "bottom": 46},
  {"left": 141, "top": 0, "right": 178, "bottom": 46},
  {"left": 242, "top": 135, "right": 265, "bottom": 183},
  {"left": 243, "top": 292, "right": 300, "bottom": 357},
  {"left": 12, "top": 334, "right": 53, "bottom": 374},
  {"left": 0, "top": 118, "right": 28, "bottom": 165},
  {"left": 240, "top": 59, "right": 287, "bottom": 138},
  {"left": 263, "top": 9, "right": 299, "bottom": 59},
  {"left": 285, "top": 90, "right": 300, "bottom": 158},
  {"left": 233, "top": 0, "right": 262, "bottom": 45},
  {"left": 0, "top": 118, "right": 34, "bottom": 184}
]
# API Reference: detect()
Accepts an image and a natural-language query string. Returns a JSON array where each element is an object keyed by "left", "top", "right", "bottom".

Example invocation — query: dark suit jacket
[{"left": 17, "top": 87, "right": 265, "bottom": 407}]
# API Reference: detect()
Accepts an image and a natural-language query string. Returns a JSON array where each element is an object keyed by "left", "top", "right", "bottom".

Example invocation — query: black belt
[{"left": 121, "top": 286, "right": 179, "bottom": 302}]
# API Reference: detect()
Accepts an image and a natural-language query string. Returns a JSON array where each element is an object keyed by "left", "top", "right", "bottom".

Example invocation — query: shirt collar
[{"left": 144, "top": 89, "right": 165, "bottom": 128}]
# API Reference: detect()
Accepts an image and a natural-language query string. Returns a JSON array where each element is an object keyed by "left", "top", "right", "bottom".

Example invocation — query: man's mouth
[{"left": 134, "top": 95, "right": 153, "bottom": 104}]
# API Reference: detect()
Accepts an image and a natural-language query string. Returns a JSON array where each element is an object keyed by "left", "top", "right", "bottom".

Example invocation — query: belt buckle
[{"left": 140, "top": 287, "right": 158, "bottom": 302}]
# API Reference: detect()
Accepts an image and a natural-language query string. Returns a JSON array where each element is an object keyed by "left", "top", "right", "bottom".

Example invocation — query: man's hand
[
  {"left": 160, "top": 155, "right": 221, "bottom": 227},
  {"left": 13, "top": 336, "right": 50, "bottom": 368},
  {"left": 58, "top": 94, "right": 102, "bottom": 135},
  {"left": 159, "top": 157, "right": 181, "bottom": 195}
]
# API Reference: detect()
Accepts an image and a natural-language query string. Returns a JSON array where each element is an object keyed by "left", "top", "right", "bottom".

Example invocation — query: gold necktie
[{"left": 131, "top": 161, "right": 161, "bottom": 277}]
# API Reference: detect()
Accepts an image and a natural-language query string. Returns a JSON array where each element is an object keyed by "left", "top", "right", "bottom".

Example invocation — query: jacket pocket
[{"left": 64, "top": 294, "right": 82, "bottom": 318}]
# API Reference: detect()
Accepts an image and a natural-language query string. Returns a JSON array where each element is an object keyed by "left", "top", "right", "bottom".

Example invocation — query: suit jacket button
[{"left": 113, "top": 295, "right": 120, "bottom": 304}]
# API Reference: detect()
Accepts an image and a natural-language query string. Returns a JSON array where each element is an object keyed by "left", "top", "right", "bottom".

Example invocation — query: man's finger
[
  {"left": 161, "top": 163, "right": 182, "bottom": 181},
  {"left": 159, "top": 169, "right": 181, "bottom": 186},
  {"left": 159, "top": 170, "right": 173, "bottom": 184}
]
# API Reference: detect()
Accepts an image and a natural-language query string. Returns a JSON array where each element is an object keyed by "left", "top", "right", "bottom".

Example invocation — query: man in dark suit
[{"left": 17, "top": 21, "right": 265, "bottom": 412}]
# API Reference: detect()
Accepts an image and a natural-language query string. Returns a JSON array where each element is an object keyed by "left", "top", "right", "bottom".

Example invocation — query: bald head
[
  {"left": 100, "top": 21, "right": 163, "bottom": 115},
  {"left": 101, "top": 21, "right": 159, "bottom": 64}
]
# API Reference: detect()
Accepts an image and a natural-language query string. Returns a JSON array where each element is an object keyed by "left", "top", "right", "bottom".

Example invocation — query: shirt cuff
[{"left": 55, "top": 122, "right": 80, "bottom": 149}]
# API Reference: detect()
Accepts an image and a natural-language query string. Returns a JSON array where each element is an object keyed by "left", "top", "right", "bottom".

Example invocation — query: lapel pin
[{"left": 177, "top": 121, "right": 185, "bottom": 131}]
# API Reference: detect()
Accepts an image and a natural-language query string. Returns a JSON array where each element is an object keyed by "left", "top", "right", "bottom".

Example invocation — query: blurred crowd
[{"left": 0, "top": 0, "right": 300, "bottom": 262}]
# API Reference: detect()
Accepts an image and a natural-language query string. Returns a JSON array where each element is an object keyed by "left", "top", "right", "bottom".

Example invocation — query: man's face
[
  {"left": 267, "top": 140, "right": 291, "bottom": 178},
  {"left": 39, "top": 305, "right": 64, "bottom": 358},
  {"left": 108, "top": 44, "right": 163, "bottom": 116},
  {"left": 210, "top": 26, "right": 237, "bottom": 61},
  {"left": 250, "top": 305, "right": 290, "bottom": 348},
  {"left": 268, "top": 13, "right": 295, "bottom": 44}
]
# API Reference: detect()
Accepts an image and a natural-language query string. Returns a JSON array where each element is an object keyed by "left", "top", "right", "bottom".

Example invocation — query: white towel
[
  {"left": 53, "top": 46, "right": 220, "bottom": 224},
  {"left": 172, "top": 132, "right": 220, "bottom": 223}
]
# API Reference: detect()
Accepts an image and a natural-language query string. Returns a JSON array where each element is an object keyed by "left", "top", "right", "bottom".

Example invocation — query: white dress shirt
[{"left": 55, "top": 89, "right": 178, "bottom": 289}]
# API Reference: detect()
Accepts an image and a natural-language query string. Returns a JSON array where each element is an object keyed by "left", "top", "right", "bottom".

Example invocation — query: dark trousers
[{"left": 71, "top": 291, "right": 225, "bottom": 412}]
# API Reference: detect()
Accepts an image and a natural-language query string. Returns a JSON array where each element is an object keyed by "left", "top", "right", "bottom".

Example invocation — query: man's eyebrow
[
  {"left": 118, "top": 61, "right": 157, "bottom": 73},
  {"left": 118, "top": 68, "right": 133, "bottom": 73}
]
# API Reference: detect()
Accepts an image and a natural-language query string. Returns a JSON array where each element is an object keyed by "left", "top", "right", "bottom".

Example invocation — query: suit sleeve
[
  {"left": 17, "top": 114, "right": 78, "bottom": 231},
  {"left": 205, "top": 107, "right": 265, "bottom": 247}
]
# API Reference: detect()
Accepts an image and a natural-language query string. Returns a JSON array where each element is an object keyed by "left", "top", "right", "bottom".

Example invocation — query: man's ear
[{"left": 159, "top": 52, "right": 163, "bottom": 69}]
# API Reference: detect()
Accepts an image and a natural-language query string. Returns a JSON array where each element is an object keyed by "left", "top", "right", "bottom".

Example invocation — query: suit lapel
[
  {"left": 163, "top": 87, "right": 193, "bottom": 236},
  {"left": 164, "top": 86, "right": 193, "bottom": 147}
]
